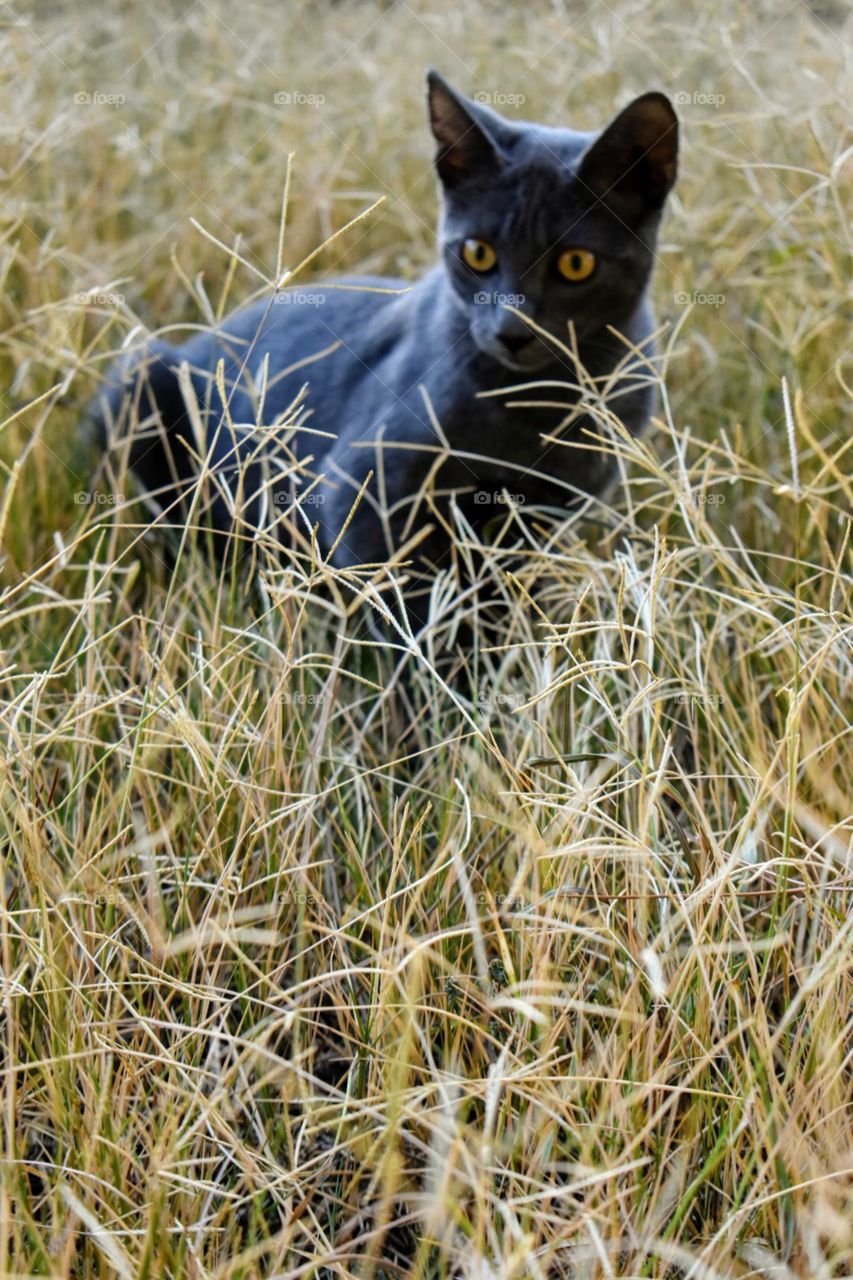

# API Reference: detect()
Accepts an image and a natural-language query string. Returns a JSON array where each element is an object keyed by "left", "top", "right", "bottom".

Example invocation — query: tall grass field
[{"left": 1, "top": 0, "right": 851, "bottom": 1274}]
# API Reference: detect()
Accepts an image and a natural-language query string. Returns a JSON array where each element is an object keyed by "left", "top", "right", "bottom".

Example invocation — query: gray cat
[{"left": 93, "top": 72, "right": 677, "bottom": 631}]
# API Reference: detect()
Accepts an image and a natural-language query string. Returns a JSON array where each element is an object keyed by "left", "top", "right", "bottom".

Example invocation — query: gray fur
[{"left": 93, "top": 72, "right": 678, "bottom": 626}]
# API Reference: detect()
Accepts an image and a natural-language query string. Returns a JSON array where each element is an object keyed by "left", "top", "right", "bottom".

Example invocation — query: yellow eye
[
  {"left": 462, "top": 238, "right": 497, "bottom": 272},
  {"left": 557, "top": 248, "right": 596, "bottom": 282}
]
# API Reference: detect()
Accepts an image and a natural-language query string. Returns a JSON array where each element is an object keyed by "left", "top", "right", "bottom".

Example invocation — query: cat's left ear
[
  {"left": 427, "top": 70, "right": 501, "bottom": 188},
  {"left": 578, "top": 93, "right": 678, "bottom": 221}
]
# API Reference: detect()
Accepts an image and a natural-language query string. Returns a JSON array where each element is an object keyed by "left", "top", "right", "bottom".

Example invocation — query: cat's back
[
  {"left": 160, "top": 273, "right": 412, "bottom": 426},
  {"left": 214, "top": 274, "right": 410, "bottom": 366}
]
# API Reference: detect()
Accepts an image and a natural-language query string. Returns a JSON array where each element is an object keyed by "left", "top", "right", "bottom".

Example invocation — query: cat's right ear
[
  {"left": 578, "top": 92, "right": 678, "bottom": 222},
  {"left": 427, "top": 70, "right": 500, "bottom": 188}
]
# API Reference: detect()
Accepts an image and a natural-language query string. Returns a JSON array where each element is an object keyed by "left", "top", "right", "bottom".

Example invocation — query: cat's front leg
[{"left": 318, "top": 432, "right": 470, "bottom": 651}]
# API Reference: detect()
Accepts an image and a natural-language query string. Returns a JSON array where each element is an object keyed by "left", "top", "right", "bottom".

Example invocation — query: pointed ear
[
  {"left": 427, "top": 70, "right": 500, "bottom": 188},
  {"left": 578, "top": 92, "right": 678, "bottom": 221}
]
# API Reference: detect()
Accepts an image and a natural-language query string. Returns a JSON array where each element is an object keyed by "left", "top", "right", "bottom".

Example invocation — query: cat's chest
[{"left": 436, "top": 370, "right": 582, "bottom": 462}]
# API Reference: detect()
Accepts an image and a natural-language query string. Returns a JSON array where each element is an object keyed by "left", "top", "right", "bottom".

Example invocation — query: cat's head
[{"left": 427, "top": 71, "right": 678, "bottom": 372}]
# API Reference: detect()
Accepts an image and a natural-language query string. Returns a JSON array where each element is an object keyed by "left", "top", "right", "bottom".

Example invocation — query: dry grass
[{"left": 1, "top": 0, "right": 852, "bottom": 1275}]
